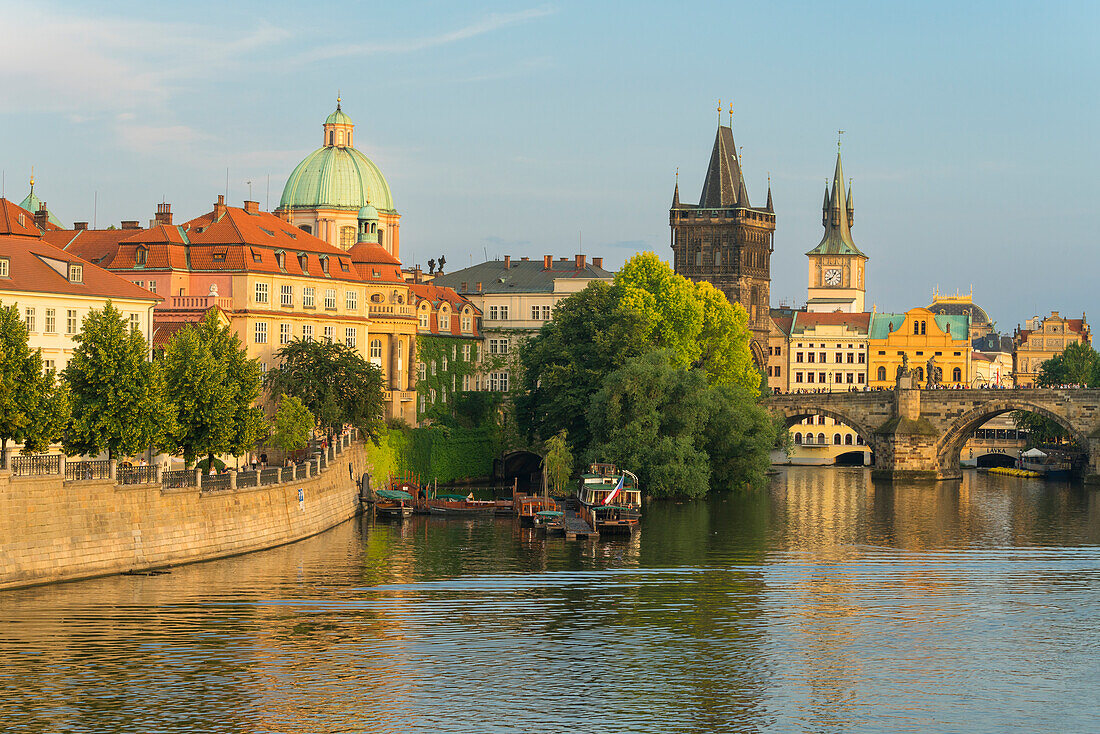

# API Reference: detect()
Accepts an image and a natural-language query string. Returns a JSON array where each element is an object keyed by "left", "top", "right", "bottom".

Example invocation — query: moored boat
[
  {"left": 577, "top": 463, "right": 641, "bottom": 535},
  {"left": 427, "top": 493, "right": 497, "bottom": 515},
  {"left": 374, "top": 489, "right": 414, "bottom": 519},
  {"left": 533, "top": 510, "right": 563, "bottom": 531},
  {"left": 515, "top": 495, "right": 558, "bottom": 526}
]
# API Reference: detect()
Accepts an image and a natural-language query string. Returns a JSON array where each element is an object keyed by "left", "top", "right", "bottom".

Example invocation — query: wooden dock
[{"left": 540, "top": 503, "right": 598, "bottom": 541}]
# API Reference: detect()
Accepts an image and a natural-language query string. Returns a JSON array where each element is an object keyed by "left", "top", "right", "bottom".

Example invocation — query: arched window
[
  {"left": 340, "top": 226, "right": 357, "bottom": 249},
  {"left": 328, "top": 131, "right": 334, "bottom": 146},
  {"left": 135, "top": 246, "right": 147, "bottom": 266},
  {"left": 913, "top": 321, "right": 920, "bottom": 335},
  {"left": 695, "top": 251, "right": 703, "bottom": 266},
  {"left": 337, "top": 131, "right": 343, "bottom": 145},
  {"left": 916, "top": 366, "right": 925, "bottom": 381},
  {"left": 856, "top": 435, "right": 864, "bottom": 445},
  {"left": 299, "top": 224, "right": 312, "bottom": 235},
  {"left": 817, "top": 433, "right": 826, "bottom": 444},
  {"left": 920, "top": 321, "right": 927, "bottom": 335},
  {"left": 714, "top": 250, "right": 722, "bottom": 266},
  {"left": 369, "top": 339, "right": 383, "bottom": 365},
  {"left": 377, "top": 228, "right": 384, "bottom": 246},
  {"left": 844, "top": 434, "right": 853, "bottom": 445},
  {"left": 833, "top": 433, "right": 842, "bottom": 445},
  {"left": 952, "top": 367, "right": 962, "bottom": 382},
  {"left": 877, "top": 366, "right": 887, "bottom": 381},
  {"left": 794, "top": 432, "right": 803, "bottom": 445}
]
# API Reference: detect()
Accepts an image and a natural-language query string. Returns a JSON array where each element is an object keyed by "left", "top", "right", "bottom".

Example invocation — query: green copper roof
[
  {"left": 325, "top": 106, "right": 353, "bottom": 125},
  {"left": 807, "top": 151, "right": 865, "bottom": 258},
  {"left": 870, "top": 313, "right": 970, "bottom": 340},
  {"left": 280, "top": 145, "right": 395, "bottom": 212},
  {"left": 19, "top": 185, "right": 63, "bottom": 228}
]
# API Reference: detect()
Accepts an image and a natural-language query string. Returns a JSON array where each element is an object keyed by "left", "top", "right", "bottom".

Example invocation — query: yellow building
[
  {"left": 1013, "top": 311, "right": 1091, "bottom": 387},
  {"left": 868, "top": 308, "right": 971, "bottom": 388},
  {"left": 767, "top": 310, "right": 795, "bottom": 394},
  {"left": 805, "top": 150, "right": 867, "bottom": 313}
]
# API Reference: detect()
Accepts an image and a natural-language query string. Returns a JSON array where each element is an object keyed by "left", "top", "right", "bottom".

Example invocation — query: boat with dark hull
[
  {"left": 426, "top": 493, "right": 497, "bottom": 516},
  {"left": 374, "top": 489, "right": 414, "bottom": 519}
]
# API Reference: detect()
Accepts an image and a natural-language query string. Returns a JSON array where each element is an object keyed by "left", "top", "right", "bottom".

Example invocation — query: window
[
  {"left": 775, "top": 346, "right": 781, "bottom": 357},
  {"left": 280, "top": 285, "right": 293, "bottom": 307},
  {"left": 430, "top": 389, "right": 436, "bottom": 404},
  {"left": 303, "top": 287, "right": 315, "bottom": 308},
  {"left": 302, "top": 324, "right": 314, "bottom": 341},
  {"left": 858, "top": 353, "right": 865, "bottom": 364},
  {"left": 532, "top": 305, "right": 541, "bottom": 320},
  {"left": 340, "top": 226, "right": 357, "bottom": 249},
  {"left": 795, "top": 352, "right": 803, "bottom": 363},
  {"left": 255, "top": 282, "right": 269, "bottom": 304},
  {"left": 324, "top": 326, "right": 334, "bottom": 342},
  {"left": 44, "top": 359, "right": 55, "bottom": 372},
  {"left": 147, "top": 280, "right": 157, "bottom": 294},
  {"left": 298, "top": 254, "right": 309, "bottom": 273},
  {"left": 418, "top": 363, "right": 426, "bottom": 380},
  {"left": 419, "top": 396, "right": 426, "bottom": 414},
  {"left": 442, "top": 356, "right": 448, "bottom": 371},
  {"left": 45, "top": 309, "right": 56, "bottom": 333},
  {"left": 463, "top": 374, "right": 470, "bottom": 391},
  {"left": 499, "top": 306, "right": 509, "bottom": 320},
  {"left": 254, "top": 322, "right": 268, "bottom": 343},
  {"left": 489, "top": 371, "right": 510, "bottom": 392},
  {"left": 807, "top": 373, "right": 815, "bottom": 383},
  {"left": 818, "top": 415, "right": 827, "bottom": 425},
  {"left": 431, "top": 361, "right": 437, "bottom": 376},
  {"left": 439, "top": 309, "right": 450, "bottom": 330},
  {"left": 462, "top": 314, "right": 472, "bottom": 332},
  {"left": 134, "top": 281, "right": 145, "bottom": 288},
  {"left": 877, "top": 366, "right": 887, "bottom": 381},
  {"left": 817, "top": 433, "right": 826, "bottom": 445},
  {"left": 807, "top": 353, "right": 815, "bottom": 363},
  {"left": 369, "top": 339, "right": 383, "bottom": 365},
  {"left": 0, "top": 258, "right": 8, "bottom": 277},
  {"left": 320, "top": 256, "right": 329, "bottom": 276},
  {"left": 275, "top": 252, "right": 286, "bottom": 270},
  {"left": 846, "top": 373, "right": 854, "bottom": 384},
  {"left": 952, "top": 367, "right": 962, "bottom": 382},
  {"left": 834, "top": 372, "right": 843, "bottom": 383},
  {"left": 489, "top": 305, "right": 499, "bottom": 320},
  {"left": 462, "top": 344, "right": 471, "bottom": 361},
  {"left": 24, "top": 307, "right": 35, "bottom": 332},
  {"left": 856, "top": 434, "right": 864, "bottom": 444},
  {"left": 774, "top": 366, "right": 781, "bottom": 377},
  {"left": 847, "top": 353, "right": 854, "bottom": 363},
  {"left": 845, "top": 434, "right": 853, "bottom": 446},
  {"left": 346, "top": 291, "right": 358, "bottom": 310},
  {"left": 252, "top": 249, "right": 263, "bottom": 263},
  {"left": 833, "top": 433, "right": 842, "bottom": 445},
  {"left": 490, "top": 338, "right": 510, "bottom": 355},
  {"left": 129, "top": 313, "right": 140, "bottom": 332},
  {"left": 324, "top": 289, "right": 337, "bottom": 310},
  {"left": 66, "top": 310, "right": 78, "bottom": 334},
  {"left": 280, "top": 323, "right": 291, "bottom": 344},
  {"left": 345, "top": 327, "right": 356, "bottom": 348},
  {"left": 820, "top": 352, "right": 826, "bottom": 362},
  {"left": 68, "top": 264, "right": 82, "bottom": 283},
  {"left": 795, "top": 372, "right": 803, "bottom": 383}
]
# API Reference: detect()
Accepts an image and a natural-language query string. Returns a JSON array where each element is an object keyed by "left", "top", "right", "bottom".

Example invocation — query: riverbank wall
[{"left": 0, "top": 443, "right": 368, "bottom": 592}]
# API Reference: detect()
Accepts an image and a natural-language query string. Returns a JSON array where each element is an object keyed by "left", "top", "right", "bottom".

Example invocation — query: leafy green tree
[
  {"left": 515, "top": 280, "right": 650, "bottom": 458},
  {"left": 702, "top": 383, "right": 777, "bottom": 490},
  {"left": 63, "top": 302, "right": 174, "bottom": 459},
  {"left": 20, "top": 369, "right": 70, "bottom": 455},
  {"left": 0, "top": 304, "right": 65, "bottom": 465},
  {"left": 1012, "top": 342, "right": 1100, "bottom": 446},
  {"left": 693, "top": 279, "right": 757, "bottom": 389},
  {"left": 264, "top": 338, "right": 386, "bottom": 444},
  {"left": 542, "top": 430, "right": 573, "bottom": 497},
  {"left": 162, "top": 310, "right": 265, "bottom": 466},
  {"left": 269, "top": 394, "right": 315, "bottom": 454}
]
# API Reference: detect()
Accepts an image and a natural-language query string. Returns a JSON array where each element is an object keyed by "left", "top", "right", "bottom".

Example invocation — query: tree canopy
[
  {"left": 0, "top": 304, "right": 69, "bottom": 464},
  {"left": 264, "top": 338, "right": 386, "bottom": 444},
  {"left": 542, "top": 430, "right": 573, "bottom": 497},
  {"left": 268, "top": 394, "right": 315, "bottom": 454},
  {"left": 63, "top": 302, "right": 173, "bottom": 459},
  {"left": 1013, "top": 342, "right": 1100, "bottom": 446},
  {"left": 162, "top": 310, "right": 265, "bottom": 466}
]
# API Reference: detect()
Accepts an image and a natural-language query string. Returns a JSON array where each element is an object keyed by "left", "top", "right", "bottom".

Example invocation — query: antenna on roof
[
  {"left": 266, "top": 175, "right": 270, "bottom": 211},
  {"left": 246, "top": 179, "right": 253, "bottom": 201},
  {"left": 93, "top": 191, "right": 98, "bottom": 229},
  {"left": 225, "top": 168, "right": 230, "bottom": 203}
]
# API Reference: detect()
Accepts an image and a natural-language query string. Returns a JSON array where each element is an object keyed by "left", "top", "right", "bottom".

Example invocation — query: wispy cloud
[{"left": 294, "top": 7, "right": 555, "bottom": 63}]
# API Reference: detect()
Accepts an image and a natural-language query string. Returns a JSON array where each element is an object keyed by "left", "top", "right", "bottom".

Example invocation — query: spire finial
[
  {"left": 728, "top": 101, "right": 733, "bottom": 127},
  {"left": 675, "top": 166, "right": 679, "bottom": 182},
  {"left": 717, "top": 99, "right": 722, "bottom": 125},
  {"left": 837, "top": 130, "right": 845, "bottom": 150},
  {"left": 29, "top": 166, "right": 34, "bottom": 190},
  {"left": 337, "top": 92, "right": 342, "bottom": 110}
]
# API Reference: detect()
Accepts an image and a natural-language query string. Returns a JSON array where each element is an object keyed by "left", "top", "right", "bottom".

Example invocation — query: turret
[
  {"left": 357, "top": 204, "right": 380, "bottom": 244},
  {"left": 846, "top": 180, "right": 854, "bottom": 227},
  {"left": 821, "top": 184, "right": 830, "bottom": 226},
  {"left": 765, "top": 181, "right": 773, "bottom": 213}
]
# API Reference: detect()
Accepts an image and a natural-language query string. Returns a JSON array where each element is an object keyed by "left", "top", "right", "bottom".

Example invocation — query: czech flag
[{"left": 603, "top": 475, "right": 624, "bottom": 506}]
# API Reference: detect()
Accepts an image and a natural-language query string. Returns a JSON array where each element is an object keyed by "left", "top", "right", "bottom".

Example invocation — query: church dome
[
  {"left": 929, "top": 298, "right": 991, "bottom": 326},
  {"left": 279, "top": 102, "right": 395, "bottom": 213},
  {"left": 358, "top": 204, "right": 379, "bottom": 220}
]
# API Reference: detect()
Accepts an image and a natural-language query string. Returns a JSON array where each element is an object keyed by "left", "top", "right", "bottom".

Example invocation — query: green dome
[
  {"left": 325, "top": 106, "right": 353, "bottom": 125},
  {"left": 358, "top": 204, "right": 379, "bottom": 220},
  {"left": 280, "top": 146, "right": 395, "bottom": 212}
]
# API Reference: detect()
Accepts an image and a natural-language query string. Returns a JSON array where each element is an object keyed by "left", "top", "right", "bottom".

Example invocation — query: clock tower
[{"left": 806, "top": 149, "right": 867, "bottom": 313}]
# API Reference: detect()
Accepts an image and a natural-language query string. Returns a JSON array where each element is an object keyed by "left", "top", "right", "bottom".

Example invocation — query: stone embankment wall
[{"left": 0, "top": 444, "right": 367, "bottom": 591}]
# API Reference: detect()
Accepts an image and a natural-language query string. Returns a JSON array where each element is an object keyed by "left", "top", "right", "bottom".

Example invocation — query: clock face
[{"left": 824, "top": 268, "right": 842, "bottom": 286}]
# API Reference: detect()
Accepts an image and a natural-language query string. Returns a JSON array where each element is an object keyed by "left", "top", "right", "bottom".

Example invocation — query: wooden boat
[
  {"left": 515, "top": 495, "right": 558, "bottom": 527},
  {"left": 374, "top": 489, "right": 414, "bottom": 519},
  {"left": 577, "top": 463, "right": 641, "bottom": 535},
  {"left": 533, "top": 510, "right": 563, "bottom": 530},
  {"left": 426, "top": 493, "right": 497, "bottom": 516}
]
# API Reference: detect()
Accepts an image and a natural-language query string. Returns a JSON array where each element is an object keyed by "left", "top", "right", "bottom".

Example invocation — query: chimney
[
  {"left": 476, "top": 282, "right": 483, "bottom": 293},
  {"left": 504, "top": 255, "right": 511, "bottom": 269},
  {"left": 521, "top": 256, "right": 529, "bottom": 261},
  {"left": 34, "top": 204, "right": 49, "bottom": 230},
  {"left": 155, "top": 202, "right": 173, "bottom": 225},
  {"left": 575, "top": 254, "right": 586, "bottom": 269},
  {"left": 461, "top": 281, "right": 468, "bottom": 293},
  {"left": 592, "top": 257, "right": 603, "bottom": 269},
  {"left": 243, "top": 200, "right": 260, "bottom": 214},
  {"left": 543, "top": 254, "right": 552, "bottom": 270},
  {"left": 213, "top": 194, "right": 226, "bottom": 219},
  {"left": 121, "top": 220, "right": 141, "bottom": 230},
  {"left": 74, "top": 221, "right": 88, "bottom": 231}
]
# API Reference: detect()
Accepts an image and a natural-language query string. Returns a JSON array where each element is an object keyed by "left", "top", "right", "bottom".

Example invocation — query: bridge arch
[
  {"left": 935, "top": 400, "right": 1088, "bottom": 475},
  {"left": 776, "top": 406, "right": 878, "bottom": 455}
]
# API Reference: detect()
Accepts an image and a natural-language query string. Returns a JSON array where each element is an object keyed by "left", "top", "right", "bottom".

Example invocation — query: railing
[
  {"left": 260, "top": 468, "right": 281, "bottom": 485},
  {"left": 368, "top": 304, "right": 415, "bottom": 317},
  {"left": 309, "top": 459, "right": 320, "bottom": 476},
  {"left": 118, "top": 465, "right": 156, "bottom": 485},
  {"left": 165, "top": 295, "right": 233, "bottom": 311},
  {"left": 237, "top": 470, "right": 258, "bottom": 487},
  {"left": 65, "top": 459, "right": 111, "bottom": 481},
  {"left": 11, "top": 454, "right": 62, "bottom": 477},
  {"left": 163, "top": 469, "right": 197, "bottom": 489},
  {"left": 203, "top": 473, "right": 231, "bottom": 491}
]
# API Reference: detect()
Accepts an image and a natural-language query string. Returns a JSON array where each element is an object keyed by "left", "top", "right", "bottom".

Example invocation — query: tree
[
  {"left": 0, "top": 304, "right": 66, "bottom": 465},
  {"left": 542, "top": 430, "right": 573, "bottom": 497},
  {"left": 63, "top": 302, "right": 173, "bottom": 459},
  {"left": 264, "top": 339, "right": 386, "bottom": 444},
  {"left": 162, "top": 310, "right": 265, "bottom": 466},
  {"left": 1012, "top": 342, "right": 1100, "bottom": 446},
  {"left": 268, "top": 394, "right": 315, "bottom": 454},
  {"left": 701, "top": 383, "right": 777, "bottom": 490}
]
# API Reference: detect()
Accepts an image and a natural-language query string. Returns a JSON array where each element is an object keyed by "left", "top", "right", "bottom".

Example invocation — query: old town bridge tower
[{"left": 670, "top": 122, "right": 775, "bottom": 369}]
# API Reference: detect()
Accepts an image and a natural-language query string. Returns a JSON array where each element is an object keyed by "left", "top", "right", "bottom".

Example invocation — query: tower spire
[
  {"left": 672, "top": 168, "right": 680, "bottom": 207},
  {"left": 765, "top": 173, "right": 773, "bottom": 213}
]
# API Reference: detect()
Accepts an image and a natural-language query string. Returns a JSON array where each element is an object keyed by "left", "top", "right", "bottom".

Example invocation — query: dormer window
[
  {"left": 0, "top": 258, "right": 8, "bottom": 278},
  {"left": 212, "top": 252, "right": 226, "bottom": 262},
  {"left": 136, "top": 246, "right": 147, "bottom": 266},
  {"left": 339, "top": 260, "right": 350, "bottom": 272},
  {"left": 251, "top": 249, "right": 262, "bottom": 263},
  {"left": 320, "top": 256, "right": 329, "bottom": 275},
  {"left": 275, "top": 251, "right": 286, "bottom": 270},
  {"left": 298, "top": 253, "right": 309, "bottom": 273},
  {"left": 17, "top": 213, "right": 25, "bottom": 227},
  {"left": 68, "top": 264, "right": 83, "bottom": 283}
]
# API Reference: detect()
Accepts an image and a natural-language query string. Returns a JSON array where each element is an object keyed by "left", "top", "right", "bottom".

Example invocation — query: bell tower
[{"left": 806, "top": 146, "right": 867, "bottom": 313}]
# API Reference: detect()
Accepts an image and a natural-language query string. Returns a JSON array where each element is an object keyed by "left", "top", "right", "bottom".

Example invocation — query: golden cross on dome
[{"left": 837, "top": 129, "right": 845, "bottom": 149}]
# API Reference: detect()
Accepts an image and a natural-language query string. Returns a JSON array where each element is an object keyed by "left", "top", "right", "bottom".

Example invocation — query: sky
[{"left": 1, "top": 0, "right": 1097, "bottom": 329}]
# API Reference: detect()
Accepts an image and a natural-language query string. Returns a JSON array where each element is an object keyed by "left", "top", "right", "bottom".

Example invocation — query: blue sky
[{"left": 2, "top": 1, "right": 1097, "bottom": 328}]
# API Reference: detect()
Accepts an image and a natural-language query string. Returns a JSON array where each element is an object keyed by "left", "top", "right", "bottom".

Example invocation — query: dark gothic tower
[{"left": 670, "top": 122, "right": 776, "bottom": 369}]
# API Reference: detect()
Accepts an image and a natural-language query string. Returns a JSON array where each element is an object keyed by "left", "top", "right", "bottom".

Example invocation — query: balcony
[
  {"left": 369, "top": 304, "right": 415, "bottom": 318},
  {"left": 163, "top": 295, "right": 233, "bottom": 311}
]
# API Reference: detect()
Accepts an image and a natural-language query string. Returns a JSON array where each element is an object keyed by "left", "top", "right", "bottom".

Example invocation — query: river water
[{"left": 3, "top": 467, "right": 1100, "bottom": 733}]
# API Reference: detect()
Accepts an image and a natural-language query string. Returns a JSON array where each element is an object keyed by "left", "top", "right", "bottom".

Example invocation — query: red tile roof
[
  {"left": 348, "top": 242, "right": 404, "bottom": 283},
  {"left": 0, "top": 199, "right": 45, "bottom": 237},
  {"left": 791, "top": 312, "right": 871, "bottom": 334},
  {"left": 408, "top": 282, "right": 481, "bottom": 337},
  {"left": 43, "top": 228, "right": 132, "bottom": 266},
  {"left": 0, "top": 234, "right": 162, "bottom": 302}
]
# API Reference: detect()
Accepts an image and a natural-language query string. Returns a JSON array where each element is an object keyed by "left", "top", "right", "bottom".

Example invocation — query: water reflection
[{"left": 1, "top": 468, "right": 1099, "bottom": 733}]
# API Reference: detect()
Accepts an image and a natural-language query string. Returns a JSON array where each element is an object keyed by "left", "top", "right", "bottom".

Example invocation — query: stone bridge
[{"left": 767, "top": 387, "right": 1100, "bottom": 482}]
